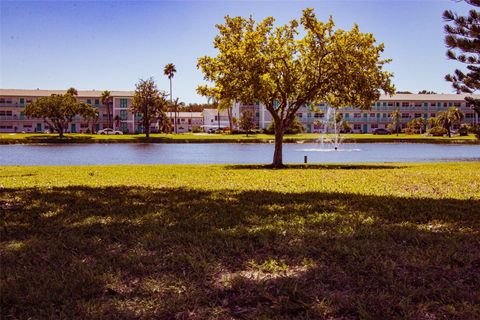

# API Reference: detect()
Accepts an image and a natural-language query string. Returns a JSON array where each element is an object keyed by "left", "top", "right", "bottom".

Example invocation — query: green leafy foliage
[
  {"left": 444, "top": 1, "right": 480, "bottom": 115},
  {"left": 197, "top": 8, "right": 395, "bottom": 166},
  {"left": 239, "top": 109, "right": 256, "bottom": 135},
  {"left": 24, "top": 89, "right": 97, "bottom": 137},
  {"left": 265, "top": 117, "right": 304, "bottom": 134},
  {"left": 428, "top": 126, "right": 448, "bottom": 137},
  {"left": 130, "top": 78, "right": 168, "bottom": 139}
]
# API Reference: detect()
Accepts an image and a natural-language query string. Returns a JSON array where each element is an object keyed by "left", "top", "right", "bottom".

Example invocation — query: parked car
[
  {"left": 372, "top": 128, "right": 391, "bottom": 135},
  {"left": 97, "top": 128, "right": 123, "bottom": 135}
]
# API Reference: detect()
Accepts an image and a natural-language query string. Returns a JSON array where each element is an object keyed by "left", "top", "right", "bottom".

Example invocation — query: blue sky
[{"left": 0, "top": 0, "right": 473, "bottom": 103}]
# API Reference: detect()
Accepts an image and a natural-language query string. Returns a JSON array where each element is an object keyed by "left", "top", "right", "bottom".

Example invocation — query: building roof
[
  {"left": 0, "top": 89, "right": 134, "bottom": 97},
  {"left": 166, "top": 112, "right": 203, "bottom": 118},
  {"left": 202, "top": 108, "right": 229, "bottom": 116},
  {"left": 378, "top": 93, "right": 480, "bottom": 101}
]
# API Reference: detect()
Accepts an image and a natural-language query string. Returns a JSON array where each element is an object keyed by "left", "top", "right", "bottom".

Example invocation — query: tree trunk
[
  {"left": 227, "top": 107, "right": 233, "bottom": 131},
  {"left": 447, "top": 126, "right": 451, "bottom": 138},
  {"left": 59, "top": 126, "right": 64, "bottom": 138},
  {"left": 272, "top": 121, "right": 284, "bottom": 168},
  {"left": 107, "top": 103, "right": 111, "bottom": 129}
]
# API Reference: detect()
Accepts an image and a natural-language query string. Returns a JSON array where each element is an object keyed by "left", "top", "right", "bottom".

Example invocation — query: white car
[{"left": 97, "top": 128, "right": 123, "bottom": 135}]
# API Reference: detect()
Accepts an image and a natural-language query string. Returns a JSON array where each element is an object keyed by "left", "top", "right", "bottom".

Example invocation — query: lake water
[{"left": 1, "top": 143, "right": 479, "bottom": 166}]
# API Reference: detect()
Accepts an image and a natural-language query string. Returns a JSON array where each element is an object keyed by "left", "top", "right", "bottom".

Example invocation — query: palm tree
[
  {"left": 101, "top": 90, "right": 113, "bottom": 129},
  {"left": 207, "top": 96, "right": 220, "bottom": 130},
  {"left": 114, "top": 115, "right": 121, "bottom": 131},
  {"left": 390, "top": 108, "right": 401, "bottom": 136},
  {"left": 438, "top": 107, "right": 464, "bottom": 137},
  {"left": 66, "top": 87, "right": 78, "bottom": 96},
  {"left": 164, "top": 63, "right": 177, "bottom": 132}
]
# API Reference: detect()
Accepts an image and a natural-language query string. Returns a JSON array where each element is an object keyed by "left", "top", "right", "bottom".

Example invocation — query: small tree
[
  {"left": 444, "top": 1, "right": 480, "bottom": 117},
  {"left": 218, "top": 99, "right": 234, "bottom": 130},
  {"left": 239, "top": 109, "right": 256, "bottom": 136},
  {"left": 405, "top": 118, "right": 426, "bottom": 134},
  {"left": 390, "top": 108, "right": 401, "bottom": 136},
  {"left": 114, "top": 115, "right": 121, "bottom": 130},
  {"left": 437, "top": 107, "right": 465, "bottom": 137},
  {"left": 24, "top": 89, "right": 95, "bottom": 138},
  {"left": 101, "top": 90, "right": 113, "bottom": 129},
  {"left": 198, "top": 8, "right": 394, "bottom": 167},
  {"left": 81, "top": 105, "right": 99, "bottom": 134},
  {"left": 130, "top": 78, "right": 168, "bottom": 139}
]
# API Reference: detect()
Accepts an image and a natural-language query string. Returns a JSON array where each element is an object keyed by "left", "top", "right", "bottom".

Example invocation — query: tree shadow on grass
[
  {"left": 1, "top": 187, "right": 479, "bottom": 319},
  {"left": 225, "top": 164, "right": 407, "bottom": 170}
]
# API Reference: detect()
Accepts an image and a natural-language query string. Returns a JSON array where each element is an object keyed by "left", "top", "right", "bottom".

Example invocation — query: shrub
[
  {"left": 191, "top": 126, "right": 203, "bottom": 133},
  {"left": 265, "top": 118, "right": 305, "bottom": 134},
  {"left": 458, "top": 124, "right": 469, "bottom": 136},
  {"left": 467, "top": 123, "right": 480, "bottom": 139},
  {"left": 428, "top": 126, "right": 448, "bottom": 136}
]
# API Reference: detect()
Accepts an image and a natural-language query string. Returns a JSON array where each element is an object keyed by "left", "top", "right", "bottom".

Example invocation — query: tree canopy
[
  {"left": 239, "top": 109, "right": 256, "bottom": 136},
  {"left": 197, "top": 8, "right": 394, "bottom": 167},
  {"left": 444, "top": 0, "right": 480, "bottom": 114},
  {"left": 24, "top": 89, "right": 96, "bottom": 137},
  {"left": 130, "top": 78, "right": 168, "bottom": 139}
]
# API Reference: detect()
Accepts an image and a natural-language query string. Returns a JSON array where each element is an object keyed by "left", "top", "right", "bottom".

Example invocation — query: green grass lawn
[
  {"left": 0, "top": 132, "right": 478, "bottom": 144},
  {"left": 1, "top": 163, "right": 480, "bottom": 319}
]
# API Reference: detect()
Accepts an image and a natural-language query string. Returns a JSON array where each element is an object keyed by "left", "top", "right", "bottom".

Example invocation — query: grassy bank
[
  {"left": 1, "top": 132, "right": 478, "bottom": 144},
  {"left": 1, "top": 163, "right": 480, "bottom": 319}
]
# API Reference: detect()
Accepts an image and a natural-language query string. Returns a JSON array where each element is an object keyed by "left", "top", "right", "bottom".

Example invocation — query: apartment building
[
  {"left": 0, "top": 89, "right": 137, "bottom": 133},
  {"left": 0, "top": 89, "right": 205, "bottom": 133},
  {"left": 202, "top": 109, "right": 230, "bottom": 130},
  {"left": 167, "top": 112, "right": 203, "bottom": 133},
  {"left": 1, "top": 89, "right": 478, "bottom": 134},
  {"left": 234, "top": 94, "right": 480, "bottom": 133}
]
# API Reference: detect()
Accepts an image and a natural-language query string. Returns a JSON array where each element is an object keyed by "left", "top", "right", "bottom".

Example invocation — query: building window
[
  {"left": 314, "top": 112, "right": 322, "bottom": 118},
  {"left": 120, "top": 110, "right": 127, "bottom": 120},
  {"left": 466, "top": 113, "right": 474, "bottom": 118},
  {"left": 430, "top": 113, "right": 436, "bottom": 117},
  {"left": 296, "top": 113, "right": 302, "bottom": 118},
  {"left": 402, "top": 113, "right": 410, "bottom": 119},
  {"left": 430, "top": 103, "right": 436, "bottom": 107},
  {"left": 396, "top": 102, "right": 400, "bottom": 107},
  {"left": 354, "top": 113, "right": 361, "bottom": 118},
  {"left": 371, "top": 124, "right": 378, "bottom": 129},
  {"left": 95, "top": 99, "right": 100, "bottom": 105},
  {"left": 383, "top": 113, "right": 387, "bottom": 118},
  {"left": 344, "top": 113, "right": 350, "bottom": 118},
  {"left": 20, "top": 98, "right": 25, "bottom": 104},
  {"left": 370, "top": 113, "right": 375, "bottom": 117},
  {"left": 87, "top": 99, "right": 91, "bottom": 104},
  {"left": 353, "top": 124, "right": 361, "bottom": 130},
  {"left": 120, "top": 98, "right": 128, "bottom": 108},
  {"left": 414, "top": 113, "right": 422, "bottom": 118},
  {"left": 401, "top": 102, "right": 409, "bottom": 107}
]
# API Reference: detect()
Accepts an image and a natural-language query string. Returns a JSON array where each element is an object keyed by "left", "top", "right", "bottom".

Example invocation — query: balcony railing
[{"left": 0, "top": 103, "right": 26, "bottom": 108}]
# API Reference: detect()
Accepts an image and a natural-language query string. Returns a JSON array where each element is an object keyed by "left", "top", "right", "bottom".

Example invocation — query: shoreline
[{"left": 1, "top": 133, "right": 479, "bottom": 145}]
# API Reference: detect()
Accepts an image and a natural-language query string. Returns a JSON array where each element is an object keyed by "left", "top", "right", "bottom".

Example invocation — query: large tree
[
  {"left": 197, "top": 8, "right": 394, "bottom": 167},
  {"left": 24, "top": 89, "right": 96, "bottom": 138},
  {"left": 444, "top": 1, "right": 480, "bottom": 116},
  {"left": 164, "top": 63, "right": 177, "bottom": 132},
  {"left": 101, "top": 90, "right": 113, "bottom": 129},
  {"left": 130, "top": 78, "right": 168, "bottom": 139}
]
